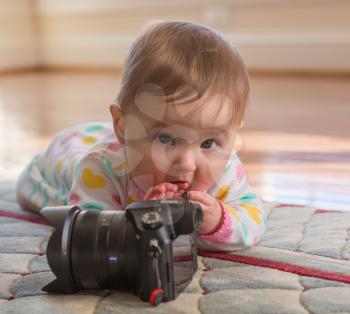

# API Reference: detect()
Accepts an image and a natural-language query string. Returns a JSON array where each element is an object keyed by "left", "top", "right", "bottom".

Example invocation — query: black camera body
[{"left": 40, "top": 197, "right": 203, "bottom": 305}]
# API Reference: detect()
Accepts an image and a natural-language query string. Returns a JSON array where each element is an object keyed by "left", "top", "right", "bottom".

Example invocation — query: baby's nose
[{"left": 172, "top": 149, "right": 197, "bottom": 172}]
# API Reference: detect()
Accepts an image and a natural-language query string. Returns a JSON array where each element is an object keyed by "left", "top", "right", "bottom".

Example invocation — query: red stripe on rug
[
  {"left": 275, "top": 203, "right": 305, "bottom": 208},
  {"left": 315, "top": 209, "right": 344, "bottom": 214},
  {"left": 198, "top": 250, "right": 350, "bottom": 284},
  {"left": 0, "top": 210, "right": 52, "bottom": 226}
]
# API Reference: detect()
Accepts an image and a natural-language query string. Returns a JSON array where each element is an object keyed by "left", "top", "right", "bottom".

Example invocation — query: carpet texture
[{"left": 1, "top": 179, "right": 350, "bottom": 314}]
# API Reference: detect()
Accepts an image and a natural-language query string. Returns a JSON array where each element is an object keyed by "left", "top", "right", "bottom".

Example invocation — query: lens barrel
[
  {"left": 41, "top": 206, "right": 138, "bottom": 293},
  {"left": 71, "top": 209, "right": 139, "bottom": 290}
]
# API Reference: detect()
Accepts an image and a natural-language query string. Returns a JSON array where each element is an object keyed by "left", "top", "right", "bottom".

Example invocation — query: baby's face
[{"left": 115, "top": 92, "right": 238, "bottom": 194}]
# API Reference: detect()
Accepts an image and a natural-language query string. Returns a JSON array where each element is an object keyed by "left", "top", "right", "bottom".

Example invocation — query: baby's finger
[
  {"left": 175, "top": 189, "right": 186, "bottom": 196},
  {"left": 164, "top": 191, "right": 176, "bottom": 198},
  {"left": 163, "top": 189, "right": 184, "bottom": 199},
  {"left": 163, "top": 183, "right": 178, "bottom": 192},
  {"left": 188, "top": 190, "right": 212, "bottom": 206},
  {"left": 143, "top": 189, "right": 154, "bottom": 200},
  {"left": 152, "top": 184, "right": 167, "bottom": 194},
  {"left": 144, "top": 186, "right": 164, "bottom": 200},
  {"left": 153, "top": 183, "right": 177, "bottom": 193},
  {"left": 150, "top": 192, "right": 165, "bottom": 200},
  {"left": 144, "top": 183, "right": 179, "bottom": 200}
]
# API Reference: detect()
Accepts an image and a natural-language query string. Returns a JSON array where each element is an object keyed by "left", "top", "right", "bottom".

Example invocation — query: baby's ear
[
  {"left": 109, "top": 104, "right": 125, "bottom": 144},
  {"left": 239, "top": 120, "right": 245, "bottom": 130}
]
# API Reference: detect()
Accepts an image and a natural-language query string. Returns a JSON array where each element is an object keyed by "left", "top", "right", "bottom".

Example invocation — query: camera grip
[{"left": 137, "top": 233, "right": 174, "bottom": 304}]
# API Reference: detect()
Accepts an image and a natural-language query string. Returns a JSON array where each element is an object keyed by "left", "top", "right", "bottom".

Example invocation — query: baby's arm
[
  {"left": 197, "top": 154, "right": 266, "bottom": 252},
  {"left": 68, "top": 152, "right": 124, "bottom": 211}
]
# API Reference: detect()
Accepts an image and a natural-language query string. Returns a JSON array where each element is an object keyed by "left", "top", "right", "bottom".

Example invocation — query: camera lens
[{"left": 70, "top": 209, "right": 138, "bottom": 291}]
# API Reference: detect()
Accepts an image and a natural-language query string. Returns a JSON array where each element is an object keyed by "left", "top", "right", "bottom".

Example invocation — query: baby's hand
[
  {"left": 143, "top": 182, "right": 189, "bottom": 200},
  {"left": 187, "top": 191, "right": 223, "bottom": 235}
]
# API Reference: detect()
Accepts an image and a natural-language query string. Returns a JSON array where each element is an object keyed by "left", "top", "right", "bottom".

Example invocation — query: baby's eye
[
  {"left": 201, "top": 139, "right": 217, "bottom": 150},
  {"left": 155, "top": 133, "right": 173, "bottom": 145},
  {"left": 154, "top": 133, "right": 218, "bottom": 150}
]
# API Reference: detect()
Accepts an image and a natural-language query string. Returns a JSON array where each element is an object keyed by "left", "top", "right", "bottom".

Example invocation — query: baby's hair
[{"left": 116, "top": 20, "right": 249, "bottom": 130}]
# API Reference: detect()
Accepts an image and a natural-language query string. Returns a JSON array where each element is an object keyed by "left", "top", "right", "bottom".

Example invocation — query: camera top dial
[{"left": 141, "top": 211, "right": 162, "bottom": 230}]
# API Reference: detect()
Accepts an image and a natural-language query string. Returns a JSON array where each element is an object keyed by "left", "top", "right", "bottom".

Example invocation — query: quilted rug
[{"left": 1, "top": 178, "right": 350, "bottom": 314}]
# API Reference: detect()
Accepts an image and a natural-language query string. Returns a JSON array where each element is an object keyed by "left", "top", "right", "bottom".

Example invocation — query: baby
[{"left": 16, "top": 20, "right": 266, "bottom": 252}]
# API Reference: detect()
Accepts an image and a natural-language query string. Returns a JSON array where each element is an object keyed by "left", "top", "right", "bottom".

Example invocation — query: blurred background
[{"left": 0, "top": 0, "right": 349, "bottom": 210}]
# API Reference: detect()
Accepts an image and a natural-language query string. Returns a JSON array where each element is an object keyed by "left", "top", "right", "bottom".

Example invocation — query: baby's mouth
[{"left": 171, "top": 181, "right": 191, "bottom": 190}]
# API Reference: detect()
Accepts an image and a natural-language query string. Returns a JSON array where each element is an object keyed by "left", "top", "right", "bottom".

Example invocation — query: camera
[{"left": 40, "top": 195, "right": 203, "bottom": 306}]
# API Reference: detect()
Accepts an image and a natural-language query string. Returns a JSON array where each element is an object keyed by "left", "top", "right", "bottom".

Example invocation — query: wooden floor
[{"left": 1, "top": 71, "right": 349, "bottom": 210}]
